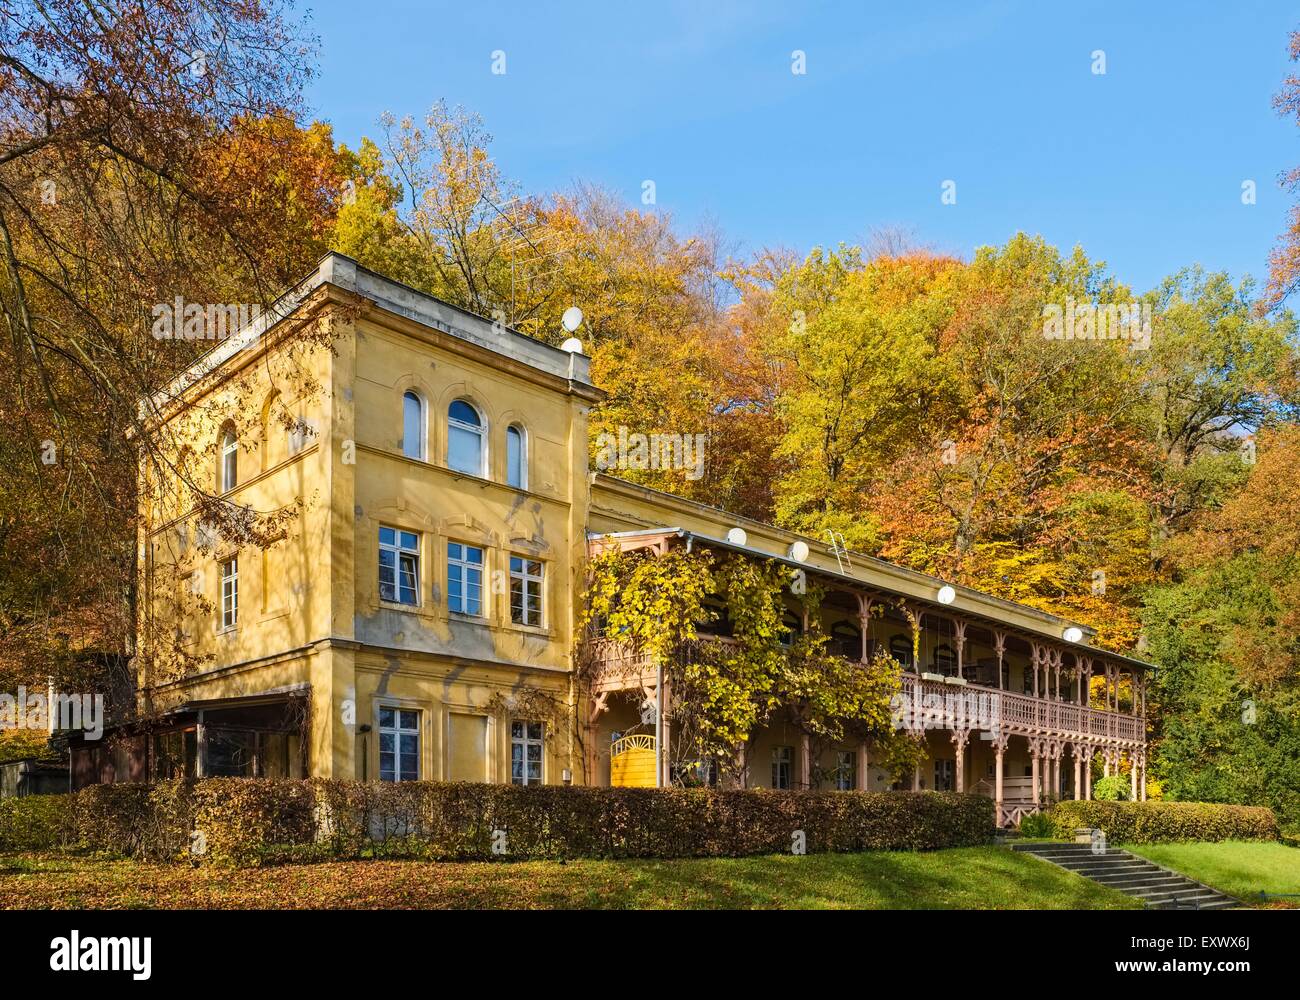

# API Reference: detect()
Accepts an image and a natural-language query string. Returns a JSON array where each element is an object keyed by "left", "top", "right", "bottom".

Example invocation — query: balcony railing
[{"left": 898, "top": 673, "right": 1144, "bottom": 744}]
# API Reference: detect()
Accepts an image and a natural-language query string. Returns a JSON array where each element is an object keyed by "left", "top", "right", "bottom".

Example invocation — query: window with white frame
[
  {"left": 447, "top": 399, "right": 485, "bottom": 476},
  {"left": 402, "top": 390, "right": 425, "bottom": 460},
  {"left": 379, "top": 527, "right": 420, "bottom": 605},
  {"left": 220, "top": 428, "right": 238, "bottom": 493},
  {"left": 378, "top": 706, "right": 420, "bottom": 782},
  {"left": 511, "top": 720, "right": 543, "bottom": 785},
  {"left": 506, "top": 424, "right": 526, "bottom": 489},
  {"left": 447, "top": 542, "right": 484, "bottom": 615},
  {"left": 219, "top": 557, "right": 238, "bottom": 629},
  {"left": 509, "top": 555, "right": 543, "bottom": 626},
  {"left": 772, "top": 745, "right": 792, "bottom": 790},
  {"left": 835, "top": 750, "right": 856, "bottom": 791}
]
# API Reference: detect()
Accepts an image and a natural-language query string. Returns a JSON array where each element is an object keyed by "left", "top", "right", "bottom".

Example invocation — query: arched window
[
  {"left": 447, "top": 399, "right": 485, "bottom": 476},
  {"left": 402, "top": 391, "right": 425, "bottom": 460},
  {"left": 219, "top": 427, "right": 238, "bottom": 493},
  {"left": 889, "top": 634, "right": 914, "bottom": 668},
  {"left": 831, "top": 621, "right": 861, "bottom": 659},
  {"left": 506, "top": 424, "right": 526, "bottom": 489}
]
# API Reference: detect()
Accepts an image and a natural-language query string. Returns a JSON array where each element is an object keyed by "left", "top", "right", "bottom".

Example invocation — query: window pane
[
  {"left": 507, "top": 427, "right": 523, "bottom": 487},
  {"left": 448, "top": 426, "right": 482, "bottom": 475},
  {"left": 448, "top": 542, "right": 462, "bottom": 560},
  {"left": 400, "top": 531, "right": 418, "bottom": 550},
  {"left": 402, "top": 392, "right": 423, "bottom": 458},
  {"left": 466, "top": 546, "right": 483, "bottom": 564},
  {"left": 380, "top": 526, "right": 395, "bottom": 546},
  {"left": 511, "top": 721, "right": 523, "bottom": 739},
  {"left": 449, "top": 400, "right": 481, "bottom": 426},
  {"left": 528, "top": 722, "right": 542, "bottom": 740},
  {"left": 510, "top": 556, "right": 522, "bottom": 573}
]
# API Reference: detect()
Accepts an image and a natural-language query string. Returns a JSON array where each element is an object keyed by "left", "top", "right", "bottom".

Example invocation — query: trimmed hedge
[
  {"left": 1046, "top": 800, "right": 1279, "bottom": 844},
  {"left": 0, "top": 779, "right": 994, "bottom": 865}
]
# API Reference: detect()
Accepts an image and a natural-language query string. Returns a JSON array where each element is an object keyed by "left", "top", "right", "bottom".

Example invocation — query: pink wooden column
[
  {"left": 951, "top": 729, "right": 969, "bottom": 793},
  {"left": 1029, "top": 738, "right": 1041, "bottom": 805},
  {"left": 993, "top": 733, "right": 1009, "bottom": 823}
]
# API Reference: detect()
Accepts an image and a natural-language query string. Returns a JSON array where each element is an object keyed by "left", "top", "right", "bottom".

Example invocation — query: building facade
[{"left": 74, "top": 254, "right": 1150, "bottom": 826}]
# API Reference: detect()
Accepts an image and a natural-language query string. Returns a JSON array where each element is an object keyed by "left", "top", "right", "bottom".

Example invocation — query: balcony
[
  {"left": 898, "top": 673, "right": 1144, "bottom": 745},
  {"left": 582, "top": 637, "right": 1145, "bottom": 747}
]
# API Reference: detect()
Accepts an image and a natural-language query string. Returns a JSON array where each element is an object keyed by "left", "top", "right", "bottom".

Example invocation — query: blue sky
[{"left": 304, "top": 0, "right": 1299, "bottom": 296}]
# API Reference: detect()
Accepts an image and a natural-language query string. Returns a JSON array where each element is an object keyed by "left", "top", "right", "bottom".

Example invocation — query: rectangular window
[
  {"left": 835, "top": 750, "right": 856, "bottom": 791},
  {"left": 509, "top": 555, "right": 543, "bottom": 626},
  {"left": 772, "top": 745, "right": 792, "bottom": 790},
  {"left": 379, "top": 527, "right": 420, "bottom": 605},
  {"left": 511, "top": 720, "right": 544, "bottom": 785},
  {"left": 934, "top": 759, "right": 954, "bottom": 792},
  {"left": 447, "top": 542, "right": 484, "bottom": 615},
  {"left": 379, "top": 706, "right": 420, "bottom": 782},
  {"left": 220, "top": 558, "right": 238, "bottom": 629}
]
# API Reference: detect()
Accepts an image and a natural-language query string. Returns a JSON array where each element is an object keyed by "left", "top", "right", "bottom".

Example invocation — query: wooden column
[
  {"left": 993, "top": 630, "right": 1006, "bottom": 689},
  {"left": 1030, "top": 643, "right": 1040, "bottom": 698},
  {"left": 1030, "top": 739, "right": 1041, "bottom": 805},
  {"left": 800, "top": 732, "right": 812, "bottom": 791},
  {"left": 1072, "top": 745, "right": 1082, "bottom": 800},
  {"left": 660, "top": 677, "right": 672, "bottom": 789},
  {"left": 1083, "top": 747, "right": 1094, "bottom": 799},
  {"left": 1130, "top": 751, "right": 1138, "bottom": 801},
  {"left": 993, "top": 734, "right": 1009, "bottom": 824},
  {"left": 953, "top": 619, "right": 968, "bottom": 679},
  {"left": 857, "top": 595, "right": 874, "bottom": 662},
  {"left": 951, "top": 729, "right": 969, "bottom": 793},
  {"left": 856, "top": 740, "right": 869, "bottom": 791}
]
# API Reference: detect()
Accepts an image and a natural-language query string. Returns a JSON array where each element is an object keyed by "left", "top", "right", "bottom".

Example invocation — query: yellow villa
[{"left": 69, "top": 253, "right": 1151, "bottom": 827}]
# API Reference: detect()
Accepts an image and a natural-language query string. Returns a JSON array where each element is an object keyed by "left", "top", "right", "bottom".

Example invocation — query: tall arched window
[
  {"left": 506, "top": 424, "right": 526, "bottom": 489},
  {"left": 447, "top": 399, "right": 485, "bottom": 476},
  {"left": 219, "top": 427, "right": 238, "bottom": 493},
  {"left": 402, "top": 391, "right": 425, "bottom": 460}
]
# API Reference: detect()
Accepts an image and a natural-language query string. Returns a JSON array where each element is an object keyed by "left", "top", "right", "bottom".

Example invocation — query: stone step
[{"left": 1009, "top": 843, "right": 1242, "bottom": 910}]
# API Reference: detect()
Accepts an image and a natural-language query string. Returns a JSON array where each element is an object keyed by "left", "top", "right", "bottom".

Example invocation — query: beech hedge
[
  {"left": 0, "top": 780, "right": 994, "bottom": 864},
  {"left": 1045, "top": 800, "right": 1279, "bottom": 844}
]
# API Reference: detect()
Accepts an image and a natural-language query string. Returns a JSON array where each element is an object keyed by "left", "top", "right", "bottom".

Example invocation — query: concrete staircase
[{"left": 1010, "top": 842, "right": 1241, "bottom": 909}]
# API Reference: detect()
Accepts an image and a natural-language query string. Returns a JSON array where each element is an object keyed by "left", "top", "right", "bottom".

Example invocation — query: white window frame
[
  {"left": 772, "top": 745, "right": 792, "bottom": 790},
  {"left": 509, "top": 555, "right": 543, "bottom": 627},
  {"left": 506, "top": 424, "right": 527, "bottom": 489},
  {"left": 220, "top": 429, "right": 237, "bottom": 493},
  {"left": 379, "top": 526, "right": 420, "bottom": 606},
  {"left": 401, "top": 390, "right": 426, "bottom": 460},
  {"left": 219, "top": 557, "right": 238, "bottom": 630},
  {"left": 510, "top": 719, "right": 544, "bottom": 786},
  {"left": 378, "top": 705, "right": 421, "bottom": 782},
  {"left": 447, "top": 399, "right": 486, "bottom": 477},
  {"left": 447, "top": 541, "right": 485, "bottom": 616}
]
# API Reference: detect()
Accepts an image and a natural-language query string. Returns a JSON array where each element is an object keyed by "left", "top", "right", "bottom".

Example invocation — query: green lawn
[
  {"left": 0, "top": 846, "right": 1139, "bottom": 909},
  {"left": 1124, "top": 840, "right": 1300, "bottom": 905}
]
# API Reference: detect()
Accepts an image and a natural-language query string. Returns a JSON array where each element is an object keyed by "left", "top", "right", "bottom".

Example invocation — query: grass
[
  {"left": 0, "top": 846, "right": 1140, "bottom": 910},
  {"left": 1124, "top": 840, "right": 1300, "bottom": 906}
]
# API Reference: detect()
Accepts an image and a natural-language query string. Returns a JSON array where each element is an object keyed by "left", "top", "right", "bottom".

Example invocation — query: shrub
[
  {"left": 0, "top": 795, "right": 70, "bottom": 851},
  {"left": 1045, "top": 800, "right": 1279, "bottom": 844},
  {"left": 1016, "top": 811, "right": 1057, "bottom": 839},
  {"left": 1093, "top": 775, "right": 1129, "bottom": 801},
  {"left": 41, "top": 780, "right": 995, "bottom": 865}
]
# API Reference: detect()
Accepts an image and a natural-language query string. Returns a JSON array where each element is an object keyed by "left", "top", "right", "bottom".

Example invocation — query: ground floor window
[
  {"left": 511, "top": 720, "right": 543, "bottom": 785},
  {"left": 934, "top": 758, "right": 954, "bottom": 791},
  {"left": 772, "top": 745, "right": 792, "bottom": 789},
  {"left": 835, "top": 750, "right": 856, "bottom": 790},
  {"left": 379, "top": 707, "right": 420, "bottom": 782}
]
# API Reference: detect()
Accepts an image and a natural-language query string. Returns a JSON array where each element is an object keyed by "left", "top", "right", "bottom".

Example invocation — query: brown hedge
[
  {"left": 0, "top": 780, "right": 994, "bottom": 864},
  {"left": 1046, "top": 800, "right": 1279, "bottom": 844}
]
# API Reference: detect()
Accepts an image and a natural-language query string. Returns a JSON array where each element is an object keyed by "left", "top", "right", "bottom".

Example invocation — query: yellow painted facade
[{"left": 123, "top": 253, "right": 1149, "bottom": 807}]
